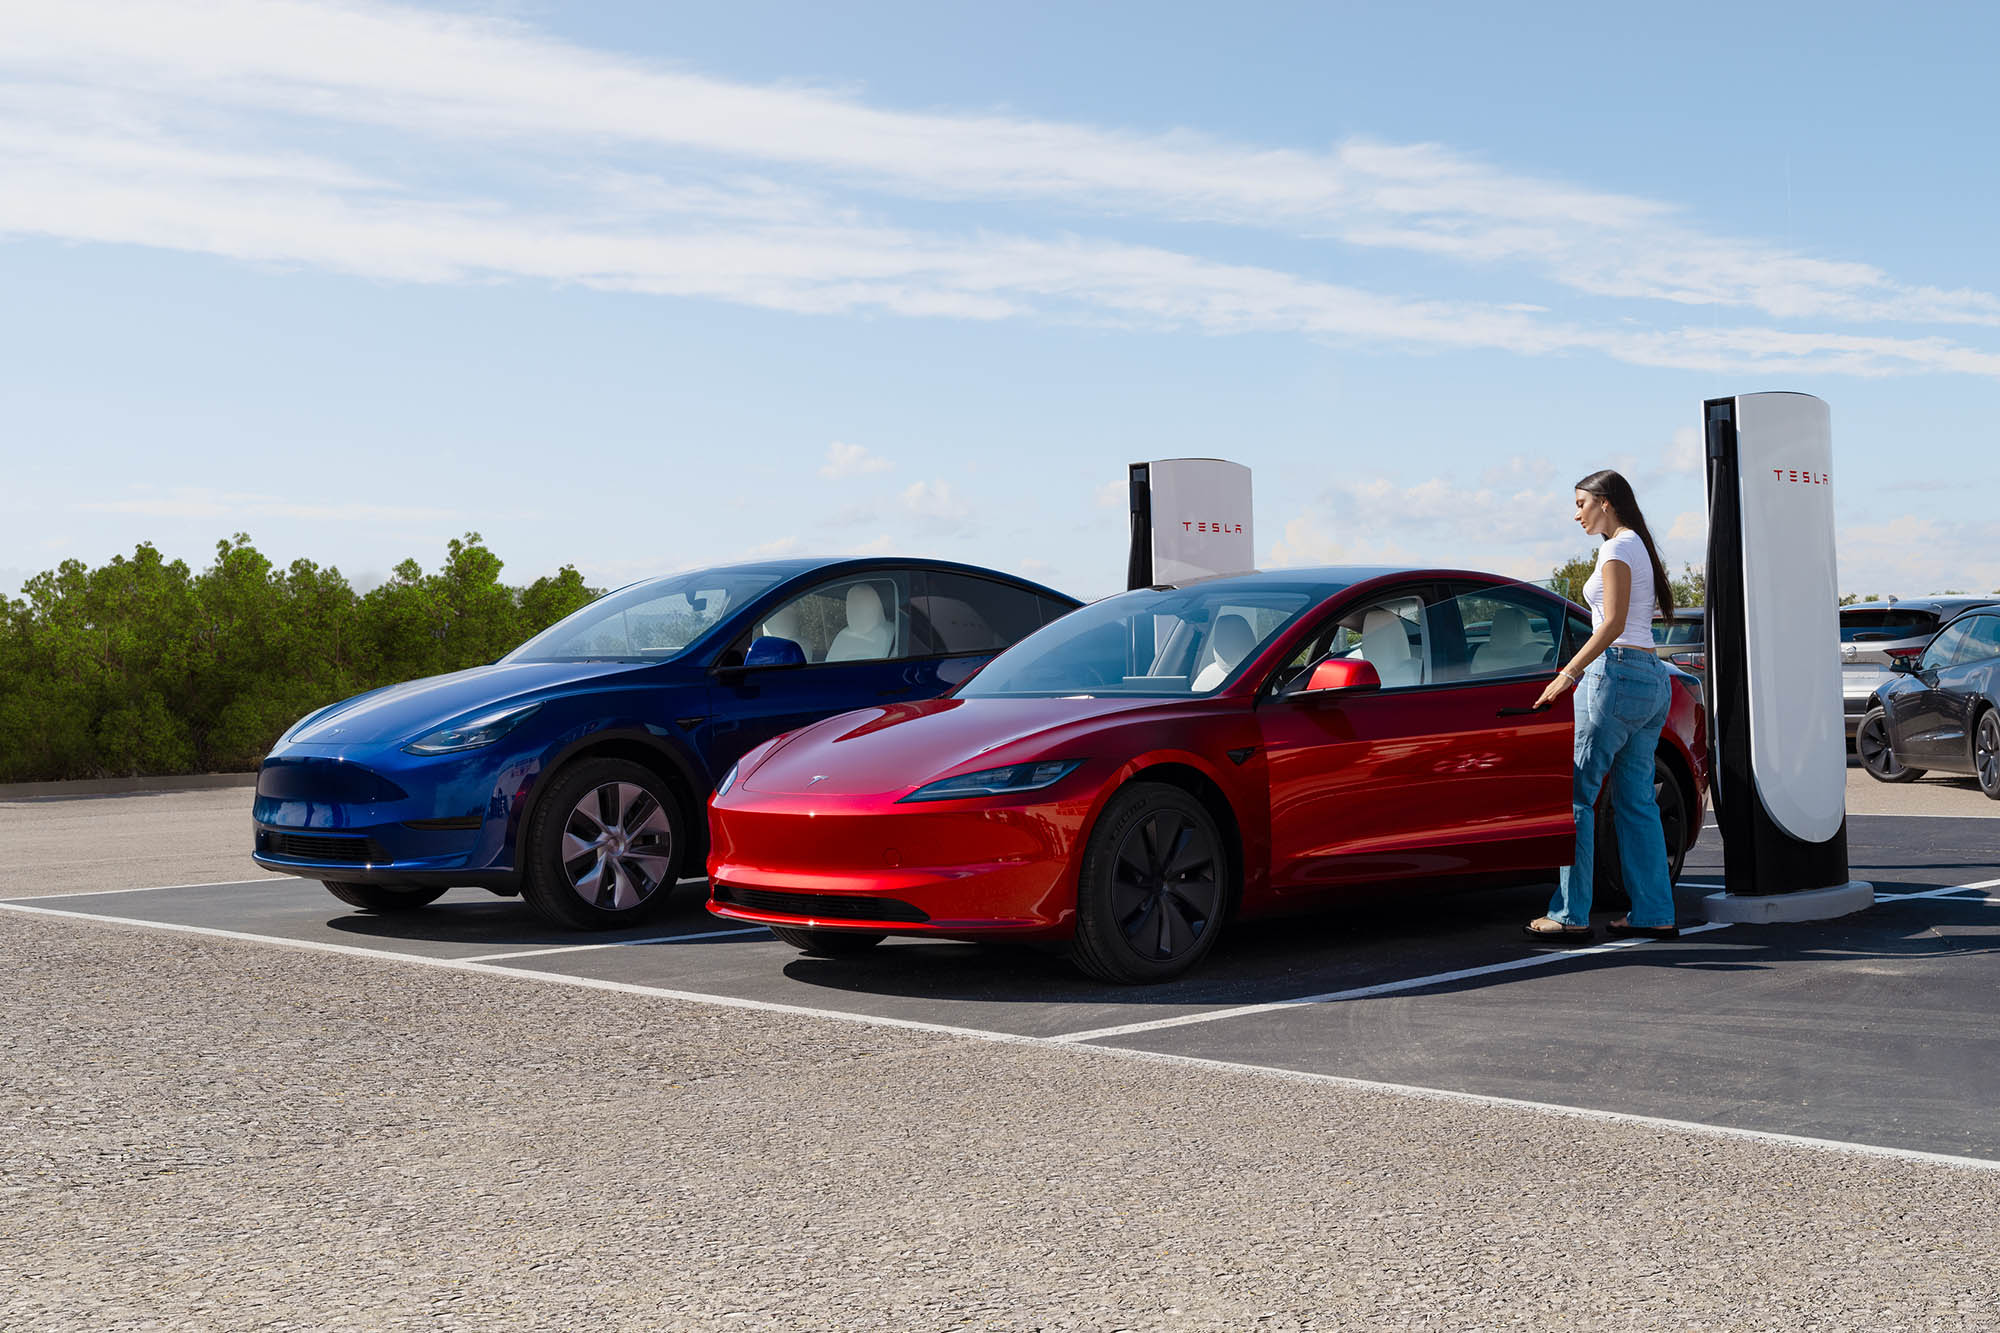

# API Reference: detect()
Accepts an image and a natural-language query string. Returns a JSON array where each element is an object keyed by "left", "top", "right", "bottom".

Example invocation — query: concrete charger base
[{"left": 1701, "top": 881, "right": 1874, "bottom": 924}]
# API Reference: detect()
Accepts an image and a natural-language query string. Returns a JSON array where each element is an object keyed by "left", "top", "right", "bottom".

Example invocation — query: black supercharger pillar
[{"left": 1701, "top": 392, "right": 1871, "bottom": 922}]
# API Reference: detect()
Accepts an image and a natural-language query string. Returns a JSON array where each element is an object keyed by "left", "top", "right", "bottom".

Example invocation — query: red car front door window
[{"left": 1254, "top": 584, "right": 1575, "bottom": 898}]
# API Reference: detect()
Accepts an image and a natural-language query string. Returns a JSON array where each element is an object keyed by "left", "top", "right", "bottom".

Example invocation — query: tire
[
  {"left": 323, "top": 881, "right": 447, "bottom": 912},
  {"left": 1069, "top": 782, "right": 1230, "bottom": 984},
  {"left": 1595, "top": 753, "right": 1689, "bottom": 908},
  {"left": 1975, "top": 709, "right": 2000, "bottom": 801},
  {"left": 1856, "top": 707, "right": 1924, "bottom": 783},
  {"left": 768, "top": 926, "right": 886, "bottom": 956},
  {"left": 520, "top": 758, "right": 687, "bottom": 930}
]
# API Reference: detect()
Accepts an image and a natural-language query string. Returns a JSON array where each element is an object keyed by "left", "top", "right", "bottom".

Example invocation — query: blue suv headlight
[
  {"left": 404, "top": 703, "right": 542, "bottom": 755},
  {"left": 899, "top": 760, "right": 1083, "bottom": 803}
]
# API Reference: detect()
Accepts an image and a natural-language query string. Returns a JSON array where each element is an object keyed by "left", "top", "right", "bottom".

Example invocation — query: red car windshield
[{"left": 960, "top": 584, "right": 1324, "bottom": 698}]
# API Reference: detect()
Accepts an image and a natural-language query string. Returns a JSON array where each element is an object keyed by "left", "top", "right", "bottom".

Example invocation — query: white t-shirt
[{"left": 1582, "top": 529, "right": 1658, "bottom": 650}]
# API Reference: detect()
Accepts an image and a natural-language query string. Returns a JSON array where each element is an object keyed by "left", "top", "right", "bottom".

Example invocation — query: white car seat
[
  {"left": 1360, "top": 608, "right": 1422, "bottom": 687},
  {"left": 1191, "top": 613, "right": 1257, "bottom": 692},
  {"left": 825, "top": 583, "right": 894, "bottom": 662},
  {"left": 759, "top": 602, "right": 812, "bottom": 660},
  {"left": 1472, "top": 605, "right": 1546, "bottom": 674}
]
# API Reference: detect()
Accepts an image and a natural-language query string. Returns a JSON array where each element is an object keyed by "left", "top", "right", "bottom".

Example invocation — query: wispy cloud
[
  {"left": 818, "top": 441, "right": 892, "bottom": 480},
  {"left": 5, "top": 0, "right": 1999, "bottom": 378},
  {"left": 1267, "top": 473, "right": 1593, "bottom": 583},
  {"left": 1832, "top": 516, "right": 2000, "bottom": 598},
  {"left": 901, "top": 479, "right": 972, "bottom": 527},
  {"left": 73, "top": 487, "right": 457, "bottom": 522}
]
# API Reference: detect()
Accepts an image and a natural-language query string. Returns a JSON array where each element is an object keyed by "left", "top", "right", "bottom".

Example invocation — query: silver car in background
[
  {"left": 1651, "top": 607, "right": 1705, "bottom": 678},
  {"left": 1842, "top": 597, "right": 2000, "bottom": 739}
]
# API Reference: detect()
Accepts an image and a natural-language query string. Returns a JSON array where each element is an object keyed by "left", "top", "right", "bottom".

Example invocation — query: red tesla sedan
[{"left": 707, "top": 567, "right": 1708, "bottom": 982}]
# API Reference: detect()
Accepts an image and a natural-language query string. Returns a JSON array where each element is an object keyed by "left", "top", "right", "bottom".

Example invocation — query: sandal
[
  {"left": 1606, "top": 918, "right": 1679, "bottom": 940},
  {"left": 1522, "top": 917, "right": 1593, "bottom": 944}
]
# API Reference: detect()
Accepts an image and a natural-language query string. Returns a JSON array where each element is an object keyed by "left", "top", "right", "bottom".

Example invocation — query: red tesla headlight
[{"left": 898, "top": 760, "right": 1084, "bottom": 803}]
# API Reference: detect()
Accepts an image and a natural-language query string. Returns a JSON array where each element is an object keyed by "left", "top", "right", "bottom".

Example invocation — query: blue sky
[{"left": 3, "top": 0, "right": 1996, "bottom": 603}]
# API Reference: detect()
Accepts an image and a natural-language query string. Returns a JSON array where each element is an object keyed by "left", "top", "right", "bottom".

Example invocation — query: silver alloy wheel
[
  {"left": 560, "top": 781, "right": 675, "bottom": 911},
  {"left": 1978, "top": 712, "right": 2000, "bottom": 796}
]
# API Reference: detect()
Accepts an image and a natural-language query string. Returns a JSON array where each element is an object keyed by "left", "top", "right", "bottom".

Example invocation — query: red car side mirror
[{"left": 1302, "top": 658, "right": 1382, "bottom": 694}]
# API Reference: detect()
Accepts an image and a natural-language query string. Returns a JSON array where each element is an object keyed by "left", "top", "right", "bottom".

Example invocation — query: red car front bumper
[{"left": 705, "top": 791, "right": 1092, "bottom": 938}]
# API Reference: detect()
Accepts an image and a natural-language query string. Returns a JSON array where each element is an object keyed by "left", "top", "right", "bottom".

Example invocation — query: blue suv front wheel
[{"left": 521, "top": 758, "right": 690, "bottom": 930}]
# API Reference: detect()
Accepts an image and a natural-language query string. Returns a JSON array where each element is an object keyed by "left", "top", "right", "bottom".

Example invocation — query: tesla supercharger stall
[
  {"left": 1127, "top": 458, "right": 1255, "bottom": 588},
  {"left": 1701, "top": 392, "right": 1872, "bottom": 923}
]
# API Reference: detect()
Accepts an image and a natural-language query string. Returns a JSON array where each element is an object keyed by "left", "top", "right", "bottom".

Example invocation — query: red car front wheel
[{"left": 1070, "top": 782, "right": 1228, "bottom": 984}]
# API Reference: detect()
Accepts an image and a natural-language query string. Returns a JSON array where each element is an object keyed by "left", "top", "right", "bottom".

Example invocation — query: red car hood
[{"left": 740, "top": 696, "right": 1167, "bottom": 797}]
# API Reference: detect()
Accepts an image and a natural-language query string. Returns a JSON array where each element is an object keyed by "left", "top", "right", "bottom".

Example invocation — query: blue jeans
[{"left": 1546, "top": 645, "right": 1677, "bottom": 928}]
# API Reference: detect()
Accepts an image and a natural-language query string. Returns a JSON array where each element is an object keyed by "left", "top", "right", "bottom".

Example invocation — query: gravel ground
[
  {"left": 0, "top": 788, "right": 267, "bottom": 898},
  {"left": 4, "top": 907, "right": 1999, "bottom": 1332},
  {"left": 5, "top": 785, "right": 1998, "bottom": 1329}
]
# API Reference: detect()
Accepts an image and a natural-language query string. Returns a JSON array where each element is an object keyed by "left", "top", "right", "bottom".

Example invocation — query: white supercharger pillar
[
  {"left": 1701, "top": 392, "right": 1872, "bottom": 922},
  {"left": 1126, "top": 458, "right": 1254, "bottom": 588}
]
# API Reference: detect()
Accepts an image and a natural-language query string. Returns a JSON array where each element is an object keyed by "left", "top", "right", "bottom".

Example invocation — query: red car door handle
[{"left": 1497, "top": 704, "right": 1551, "bottom": 716}]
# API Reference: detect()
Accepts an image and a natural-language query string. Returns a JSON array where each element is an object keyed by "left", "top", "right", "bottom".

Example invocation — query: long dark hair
[{"left": 1575, "top": 468, "right": 1674, "bottom": 618}]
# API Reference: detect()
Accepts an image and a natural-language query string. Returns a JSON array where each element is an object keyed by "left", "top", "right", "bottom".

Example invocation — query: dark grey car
[
  {"left": 1857, "top": 607, "right": 2000, "bottom": 798},
  {"left": 1841, "top": 597, "right": 2000, "bottom": 739}
]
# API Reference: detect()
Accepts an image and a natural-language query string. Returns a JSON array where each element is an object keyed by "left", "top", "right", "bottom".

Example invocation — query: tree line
[
  {"left": 1548, "top": 553, "right": 1705, "bottom": 611},
  {"left": 1551, "top": 553, "right": 1998, "bottom": 611},
  {"left": 5, "top": 534, "right": 1987, "bottom": 785},
  {"left": 0, "top": 534, "right": 599, "bottom": 783}
]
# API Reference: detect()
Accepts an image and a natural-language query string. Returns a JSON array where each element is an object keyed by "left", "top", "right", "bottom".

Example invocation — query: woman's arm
[{"left": 1533, "top": 559, "right": 1629, "bottom": 709}]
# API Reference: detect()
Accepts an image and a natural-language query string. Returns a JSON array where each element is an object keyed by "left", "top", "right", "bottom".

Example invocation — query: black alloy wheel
[
  {"left": 1976, "top": 710, "right": 2000, "bottom": 801},
  {"left": 521, "top": 757, "right": 687, "bottom": 930},
  {"left": 1595, "top": 753, "right": 1690, "bottom": 910},
  {"left": 323, "top": 881, "right": 448, "bottom": 912},
  {"left": 1856, "top": 707, "right": 1924, "bottom": 784},
  {"left": 1071, "top": 782, "right": 1229, "bottom": 984},
  {"left": 769, "top": 926, "right": 887, "bottom": 956}
]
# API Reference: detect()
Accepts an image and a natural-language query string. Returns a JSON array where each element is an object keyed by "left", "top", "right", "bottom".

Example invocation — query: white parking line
[
  {"left": 1049, "top": 877, "right": 2000, "bottom": 1047},
  {"left": 0, "top": 876, "right": 291, "bottom": 903},
  {"left": 1102, "top": 1047, "right": 2000, "bottom": 1174},
  {"left": 458, "top": 926, "right": 769, "bottom": 963},
  {"left": 1882, "top": 878, "right": 2000, "bottom": 900},
  {"left": 0, "top": 900, "right": 1044, "bottom": 1042},
  {"left": 2, "top": 892, "right": 1996, "bottom": 1175},
  {"left": 1049, "top": 923, "right": 1736, "bottom": 1045},
  {"left": 1850, "top": 811, "right": 2000, "bottom": 820}
]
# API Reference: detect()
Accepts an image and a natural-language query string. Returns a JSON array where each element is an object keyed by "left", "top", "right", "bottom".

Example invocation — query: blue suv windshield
[{"left": 505, "top": 569, "right": 791, "bottom": 663}]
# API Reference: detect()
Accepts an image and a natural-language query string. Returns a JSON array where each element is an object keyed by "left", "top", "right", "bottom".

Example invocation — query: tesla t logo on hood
[{"left": 807, "top": 775, "right": 829, "bottom": 785}]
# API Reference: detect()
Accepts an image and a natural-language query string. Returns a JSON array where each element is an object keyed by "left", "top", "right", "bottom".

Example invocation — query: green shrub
[{"left": 0, "top": 533, "right": 600, "bottom": 782}]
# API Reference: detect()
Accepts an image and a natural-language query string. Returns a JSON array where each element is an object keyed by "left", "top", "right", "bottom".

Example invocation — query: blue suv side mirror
[{"left": 743, "top": 636, "right": 807, "bottom": 669}]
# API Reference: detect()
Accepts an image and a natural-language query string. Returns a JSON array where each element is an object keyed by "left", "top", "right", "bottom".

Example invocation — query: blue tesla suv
[{"left": 253, "top": 557, "right": 1078, "bottom": 929}]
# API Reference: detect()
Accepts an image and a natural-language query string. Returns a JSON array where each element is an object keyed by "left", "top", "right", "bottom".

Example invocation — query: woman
[{"left": 1524, "top": 469, "right": 1681, "bottom": 943}]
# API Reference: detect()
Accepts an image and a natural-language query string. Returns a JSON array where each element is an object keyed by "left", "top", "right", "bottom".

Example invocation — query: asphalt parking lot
[{"left": 4, "top": 776, "right": 1998, "bottom": 1329}]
